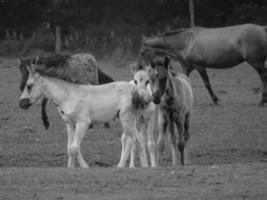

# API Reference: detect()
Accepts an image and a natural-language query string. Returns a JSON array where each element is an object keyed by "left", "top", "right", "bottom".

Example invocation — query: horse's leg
[
  {"left": 183, "top": 113, "right": 191, "bottom": 165},
  {"left": 41, "top": 98, "right": 50, "bottom": 129},
  {"left": 129, "top": 137, "right": 137, "bottom": 168},
  {"left": 249, "top": 61, "right": 267, "bottom": 105},
  {"left": 147, "top": 112, "right": 156, "bottom": 167},
  {"left": 71, "top": 122, "right": 89, "bottom": 168},
  {"left": 168, "top": 120, "right": 178, "bottom": 166},
  {"left": 117, "top": 133, "right": 133, "bottom": 167},
  {"left": 156, "top": 111, "right": 168, "bottom": 166},
  {"left": 66, "top": 123, "right": 75, "bottom": 168},
  {"left": 195, "top": 66, "right": 220, "bottom": 105},
  {"left": 135, "top": 124, "right": 148, "bottom": 167},
  {"left": 117, "top": 114, "right": 134, "bottom": 168},
  {"left": 175, "top": 115, "right": 186, "bottom": 165}
]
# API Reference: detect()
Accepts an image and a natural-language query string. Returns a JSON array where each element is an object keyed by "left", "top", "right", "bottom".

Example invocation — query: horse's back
[
  {"left": 174, "top": 74, "right": 193, "bottom": 112},
  {"left": 185, "top": 24, "right": 267, "bottom": 67}
]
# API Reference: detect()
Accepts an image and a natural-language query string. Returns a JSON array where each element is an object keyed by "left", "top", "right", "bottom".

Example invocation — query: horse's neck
[
  {"left": 165, "top": 72, "right": 176, "bottom": 100},
  {"left": 37, "top": 77, "right": 70, "bottom": 105}
]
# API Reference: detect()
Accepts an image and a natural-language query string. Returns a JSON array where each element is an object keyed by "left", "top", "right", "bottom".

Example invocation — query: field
[{"left": 0, "top": 57, "right": 266, "bottom": 200}]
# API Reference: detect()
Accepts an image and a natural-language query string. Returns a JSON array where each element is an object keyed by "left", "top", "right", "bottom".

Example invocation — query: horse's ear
[
  {"left": 164, "top": 56, "right": 170, "bottom": 69},
  {"left": 129, "top": 63, "right": 139, "bottom": 74},
  {"left": 17, "top": 57, "right": 22, "bottom": 65},
  {"left": 26, "top": 65, "right": 38, "bottom": 77}
]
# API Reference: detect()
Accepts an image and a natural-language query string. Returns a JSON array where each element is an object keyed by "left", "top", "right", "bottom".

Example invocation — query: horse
[
  {"left": 126, "top": 67, "right": 156, "bottom": 167},
  {"left": 19, "top": 65, "right": 155, "bottom": 168},
  {"left": 18, "top": 53, "right": 114, "bottom": 129},
  {"left": 140, "top": 23, "right": 267, "bottom": 106},
  {"left": 147, "top": 55, "right": 193, "bottom": 166}
]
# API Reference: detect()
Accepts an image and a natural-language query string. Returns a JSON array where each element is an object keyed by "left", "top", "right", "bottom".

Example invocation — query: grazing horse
[
  {"left": 148, "top": 55, "right": 193, "bottom": 166},
  {"left": 141, "top": 23, "right": 267, "bottom": 105},
  {"left": 18, "top": 53, "right": 114, "bottom": 129},
  {"left": 19, "top": 65, "right": 154, "bottom": 168}
]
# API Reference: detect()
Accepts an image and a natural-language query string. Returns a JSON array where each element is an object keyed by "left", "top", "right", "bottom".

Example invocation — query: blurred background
[{"left": 1, "top": 0, "right": 267, "bottom": 59}]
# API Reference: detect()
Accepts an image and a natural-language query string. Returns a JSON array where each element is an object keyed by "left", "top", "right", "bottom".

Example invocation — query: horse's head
[
  {"left": 130, "top": 62, "right": 153, "bottom": 109},
  {"left": 149, "top": 55, "right": 170, "bottom": 104},
  {"left": 19, "top": 64, "right": 44, "bottom": 109}
]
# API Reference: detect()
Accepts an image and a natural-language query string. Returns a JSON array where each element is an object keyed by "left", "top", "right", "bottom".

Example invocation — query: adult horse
[
  {"left": 140, "top": 23, "right": 267, "bottom": 105},
  {"left": 18, "top": 53, "right": 114, "bottom": 129}
]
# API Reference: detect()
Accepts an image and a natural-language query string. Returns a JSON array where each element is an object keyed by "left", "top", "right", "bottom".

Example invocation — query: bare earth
[{"left": 0, "top": 57, "right": 266, "bottom": 200}]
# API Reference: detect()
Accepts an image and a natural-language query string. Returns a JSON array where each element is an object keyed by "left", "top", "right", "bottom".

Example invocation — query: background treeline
[{"left": 1, "top": 0, "right": 267, "bottom": 59}]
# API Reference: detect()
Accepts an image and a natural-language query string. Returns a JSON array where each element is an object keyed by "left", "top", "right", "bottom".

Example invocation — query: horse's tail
[{"left": 131, "top": 88, "right": 152, "bottom": 110}]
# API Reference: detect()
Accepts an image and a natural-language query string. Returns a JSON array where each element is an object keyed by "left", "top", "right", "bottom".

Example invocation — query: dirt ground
[{"left": 0, "top": 57, "right": 266, "bottom": 200}]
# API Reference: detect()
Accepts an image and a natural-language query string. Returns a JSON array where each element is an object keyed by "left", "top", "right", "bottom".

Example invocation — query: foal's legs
[
  {"left": 135, "top": 124, "right": 149, "bottom": 167},
  {"left": 118, "top": 114, "right": 135, "bottom": 167},
  {"left": 168, "top": 120, "right": 178, "bottom": 166},
  {"left": 146, "top": 113, "right": 156, "bottom": 167},
  {"left": 70, "top": 122, "right": 89, "bottom": 168},
  {"left": 195, "top": 66, "right": 220, "bottom": 105},
  {"left": 66, "top": 123, "right": 75, "bottom": 168},
  {"left": 117, "top": 131, "right": 134, "bottom": 167},
  {"left": 156, "top": 111, "right": 168, "bottom": 166},
  {"left": 249, "top": 61, "right": 267, "bottom": 105},
  {"left": 183, "top": 113, "right": 191, "bottom": 165},
  {"left": 129, "top": 135, "right": 137, "bottom": 168},
  {"left": 175, "top": 115, "right": 186, "bottom": 165}
]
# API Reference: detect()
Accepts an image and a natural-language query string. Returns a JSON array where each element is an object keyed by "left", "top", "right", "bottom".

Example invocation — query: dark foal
[{"left": 149, "top": 56, "right": 193, "bottom": 166}]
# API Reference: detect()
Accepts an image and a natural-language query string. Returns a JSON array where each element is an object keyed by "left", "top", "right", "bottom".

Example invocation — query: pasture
[{"left": 0, "top": 57, "right": 266, "bottom": 200}]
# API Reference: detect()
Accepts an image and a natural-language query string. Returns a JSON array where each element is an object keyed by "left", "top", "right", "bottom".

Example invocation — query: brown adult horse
[
  {"left": 140, "top": 23, "right": 267, "bottom": 105},
  {"left": 18, "top": 53, "right": 114, "bottom": 129}
]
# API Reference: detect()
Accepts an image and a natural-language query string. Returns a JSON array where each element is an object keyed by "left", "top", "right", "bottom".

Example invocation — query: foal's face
[
  {"left": 133, "top": 70, "right": 150, "bottom": 90},
  {"left": 19, "top": 67, "right": 43, "bottom": 109},
  {"left": 149, "top": 56, "right": 169, "bottom": 104}
]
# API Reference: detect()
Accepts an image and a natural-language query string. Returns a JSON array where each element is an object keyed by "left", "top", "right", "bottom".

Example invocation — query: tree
[{"left": 188, "top": 0, "right": 195, "bottom": 27}]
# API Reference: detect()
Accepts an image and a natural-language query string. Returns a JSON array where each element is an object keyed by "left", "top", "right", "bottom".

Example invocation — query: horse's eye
[
  {"left": 145, "top": 80, "right": 149, "bottom": 85},
  {"left": 134, "top": 80, "right": 137, "bottom": 85},
  {"left": 27, "top": 84, "right": 32, "bottom": 92}
]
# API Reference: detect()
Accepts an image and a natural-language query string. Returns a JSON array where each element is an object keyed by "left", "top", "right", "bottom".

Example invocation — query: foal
[
  {"left": 121, "top": 67, "right": 156, "bottom": 167},
  {"left": 19, "top": 65, "right": 154, "bottom": 168},
  {"left": 149, "top": 56, "right": 193, "bottom": 166}
]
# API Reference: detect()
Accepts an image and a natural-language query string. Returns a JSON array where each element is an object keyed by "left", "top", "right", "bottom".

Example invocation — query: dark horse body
[
  {"left": 18, "top": 53, "right": 114, "bottom": 129},
  {"left": 141, "top": 23, "right": 267, "bottom": 105}
]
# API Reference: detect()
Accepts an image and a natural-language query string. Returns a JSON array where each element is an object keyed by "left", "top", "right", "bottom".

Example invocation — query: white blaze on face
[{"left": 20, "top": 70, "right": 43, "bottom": 104}]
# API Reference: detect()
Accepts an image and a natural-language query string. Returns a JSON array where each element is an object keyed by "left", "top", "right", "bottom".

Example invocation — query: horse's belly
[
  {"left": 187, "top": 37, "right": 243, "bottom": 68},
  {"left": 89, "top": 101, "right": 119, "bottom": 123},
  {"left": 187, "top": 42, "right": 243, "bottom": 68}
]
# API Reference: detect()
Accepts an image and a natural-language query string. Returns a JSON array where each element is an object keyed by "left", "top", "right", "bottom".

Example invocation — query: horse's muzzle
[{"left": 19, "top": 98, "right": 31, "bottom": 109}]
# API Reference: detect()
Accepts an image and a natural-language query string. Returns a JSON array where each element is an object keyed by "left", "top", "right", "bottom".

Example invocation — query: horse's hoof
[
  {"left": 43, "top": 120, "right": 50, "bottom": 130},
  {"left": 213, "top": 97, "right": 221, "bottom": 106},
  {"left": 104, "top": 122, "right": 110, "bottom": 129}
]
